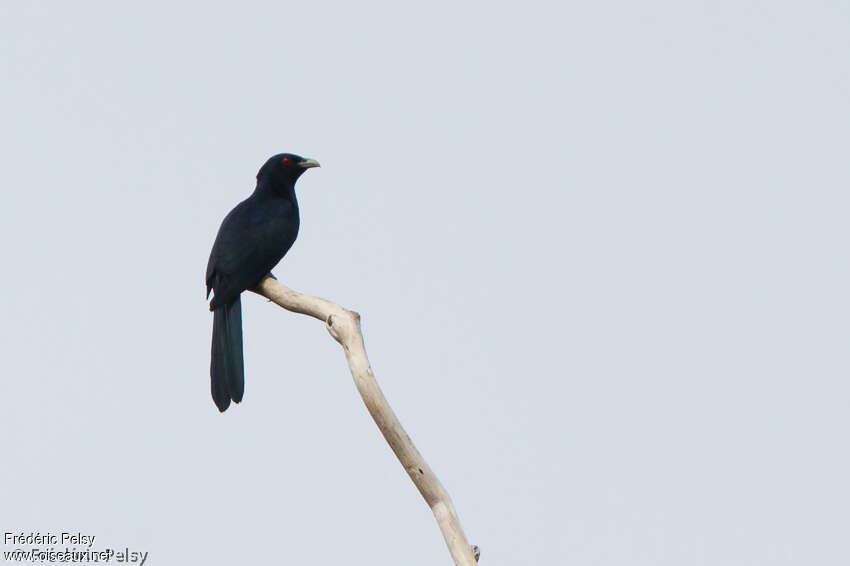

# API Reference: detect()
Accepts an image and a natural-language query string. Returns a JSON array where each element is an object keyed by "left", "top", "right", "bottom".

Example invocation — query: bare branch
[{"left": 251, "top": 275, "right": 479, "bottom": 566}]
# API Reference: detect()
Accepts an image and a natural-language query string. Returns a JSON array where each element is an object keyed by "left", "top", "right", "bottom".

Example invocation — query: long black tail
[{"left": 210, "top": 296, "right": 244, "bottom": 412}]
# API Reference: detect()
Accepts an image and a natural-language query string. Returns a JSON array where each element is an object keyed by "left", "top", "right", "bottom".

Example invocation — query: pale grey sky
[{"left": 2, "top": 2, "right": 849, "bottom": 565}]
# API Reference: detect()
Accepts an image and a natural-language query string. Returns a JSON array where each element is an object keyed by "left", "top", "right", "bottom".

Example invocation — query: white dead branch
[{"left": 251, "top": 275, "right": 479, "bottom": 566}]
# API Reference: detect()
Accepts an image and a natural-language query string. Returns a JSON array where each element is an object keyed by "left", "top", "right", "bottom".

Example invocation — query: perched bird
[{"left": 206, "top": 153, "right": 320, "bottom": 412}]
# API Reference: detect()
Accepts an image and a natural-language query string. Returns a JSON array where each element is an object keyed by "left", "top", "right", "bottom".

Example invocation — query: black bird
[{"left": 206, "top": 153, "right": 320, "bottom": 412}]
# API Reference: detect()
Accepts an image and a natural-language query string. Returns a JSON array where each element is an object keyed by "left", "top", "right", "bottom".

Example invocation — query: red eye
[{"left": 282, "top": 156, "right": 291, "bottom": 165}]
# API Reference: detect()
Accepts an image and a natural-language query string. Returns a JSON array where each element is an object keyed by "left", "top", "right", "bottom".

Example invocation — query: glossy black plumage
[{"left": 206, "top": 153, "right": 319, "bottom": 412}]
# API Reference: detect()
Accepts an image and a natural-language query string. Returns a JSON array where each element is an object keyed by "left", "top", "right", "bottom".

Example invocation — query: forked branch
[{"left": 251, "top": 275, "right": 479, "bottom": 566}]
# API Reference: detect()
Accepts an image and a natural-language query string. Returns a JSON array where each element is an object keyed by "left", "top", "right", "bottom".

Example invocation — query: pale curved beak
[{"left": 299, "top": 158, "right": 320, "bottom": 169}]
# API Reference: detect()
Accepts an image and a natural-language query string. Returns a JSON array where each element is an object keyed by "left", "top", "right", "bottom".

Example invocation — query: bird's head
[{"left": 256, "top": 153, "right": 320, "bottom": 186}]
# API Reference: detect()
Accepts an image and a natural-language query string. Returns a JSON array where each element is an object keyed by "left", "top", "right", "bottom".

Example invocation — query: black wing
[{"left": 206, "top": 196, "right": 299, "bottom": 310}]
